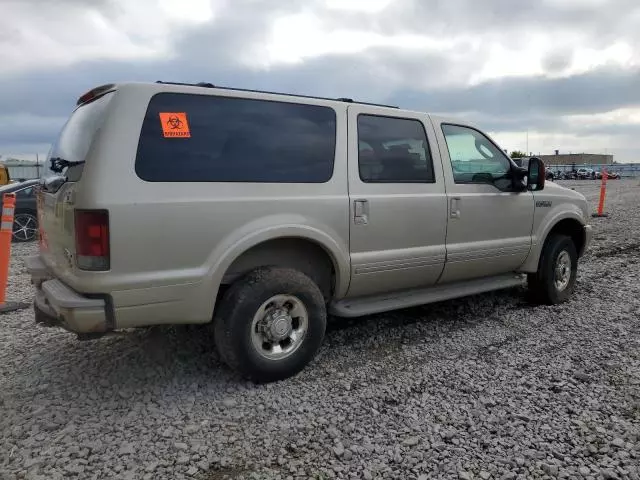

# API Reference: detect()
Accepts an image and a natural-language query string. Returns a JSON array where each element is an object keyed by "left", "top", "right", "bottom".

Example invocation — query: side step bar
[{"left": 330, "top": 273, "right": 526, "bottom": 318}]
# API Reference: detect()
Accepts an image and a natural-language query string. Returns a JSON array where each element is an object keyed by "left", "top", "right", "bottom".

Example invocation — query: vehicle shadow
[{"left": 11, "top": 287, "right": 527, "bottom": 401}]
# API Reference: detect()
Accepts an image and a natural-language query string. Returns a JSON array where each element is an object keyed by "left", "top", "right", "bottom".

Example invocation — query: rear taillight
[{"left": 74, "top": 210, "right": 110, "bottom": 271}]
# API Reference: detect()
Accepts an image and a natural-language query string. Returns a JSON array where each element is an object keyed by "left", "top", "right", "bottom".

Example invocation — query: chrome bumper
[{"left": 25, "top": 255, "right": 109, "bottom": 334}]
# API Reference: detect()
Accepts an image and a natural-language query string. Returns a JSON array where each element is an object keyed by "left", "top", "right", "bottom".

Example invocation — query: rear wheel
[
  {"left": 214, "top": 267, "right": 326, "bottom": 382},
  {"left": 528, "top": 234, "right": 578, "bottom": 304},
  {"left": 12, "top": 212, "right": 38, "bottom": 242}
]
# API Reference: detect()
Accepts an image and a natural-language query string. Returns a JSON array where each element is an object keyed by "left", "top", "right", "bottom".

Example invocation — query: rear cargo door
[{"left": 38, "top": 91, "right": 114, "bottom": 275}]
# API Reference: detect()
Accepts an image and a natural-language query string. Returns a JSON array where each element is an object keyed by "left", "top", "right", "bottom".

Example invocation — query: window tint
[
  {"left": 135, "top": 93, "right": 337, "bottom": 183},
  {"left": 441, "top": 124, "right": 511, "bottom": 185},
  {"left": 357, "top": 115, "right": 434, "bottom": 183}
]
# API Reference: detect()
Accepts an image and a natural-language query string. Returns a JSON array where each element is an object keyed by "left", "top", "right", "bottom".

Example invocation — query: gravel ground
[{"left": 1, "top": 179, "right": 639, "bottom": 480}]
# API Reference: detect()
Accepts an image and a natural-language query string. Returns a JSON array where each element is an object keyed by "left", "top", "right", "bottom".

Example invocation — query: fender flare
[
  {"left": 204, "top": 219, "right": 351, "bottom": 302},
  {"left": 520, "top": 206, "right": 585, "bottom": 273}
]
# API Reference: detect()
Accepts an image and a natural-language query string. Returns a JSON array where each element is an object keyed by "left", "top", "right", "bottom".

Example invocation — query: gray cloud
[
  {"left": 0, "top": 115, "right": 66, "bottom": 146},
  {"left": 542, "top": 51, "right": 573, "bottom": 74},
  {"left": 322, "top": 0, "right": 640, "bottom": 42},
  {"left": 1, "top": 52, "right": 638, "bottom": 156},
  {"left": 455, "top": 113, "right": 639, "bottom": 139},
  {"left": 8, "top": 48, "right": 637, "bottom": 118},
  {"left": 8, "top": 0, "right": 114, "bottom": 5},
  {"left": 389, "top": 66, "right": 640, "bottom": 116}
]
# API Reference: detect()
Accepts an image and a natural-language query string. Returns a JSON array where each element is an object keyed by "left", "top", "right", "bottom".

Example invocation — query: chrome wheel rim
[
  {"left": 12, "top": 214, "right": 38, "bottom": 242},
  {"left": 554, "top": 251, "right": 572, "bottom": 291},
  {"left": 250, "top": 294, "right": 308, "bottom": 361}
]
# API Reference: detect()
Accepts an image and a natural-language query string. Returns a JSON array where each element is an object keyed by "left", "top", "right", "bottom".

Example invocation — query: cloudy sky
[{"left": 1, "top": 0, "right": 639, "bottom": 162}]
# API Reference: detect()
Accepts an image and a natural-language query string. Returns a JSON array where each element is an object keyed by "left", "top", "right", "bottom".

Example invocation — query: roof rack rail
[
  {"left": 156, "top": 81, "right": 215, "bottom": 88},
  {"left": 154, "top": 81, "right": 399, "bottom": 109}
]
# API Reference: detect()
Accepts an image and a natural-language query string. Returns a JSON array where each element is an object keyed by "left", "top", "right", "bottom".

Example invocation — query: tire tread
[
  {"left": 528, "top": 233, "right": 578, "bottom": 305},
  {"left": 214, "top": 267, "right": 326, "bottom": 382}
]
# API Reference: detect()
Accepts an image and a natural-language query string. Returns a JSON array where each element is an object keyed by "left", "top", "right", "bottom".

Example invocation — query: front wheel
[
  {"left": 214, "top": 267, "right": 327, "bottom": 382},
  {"left": 528, "top": 234, "right": 578, "bottom": 304}
]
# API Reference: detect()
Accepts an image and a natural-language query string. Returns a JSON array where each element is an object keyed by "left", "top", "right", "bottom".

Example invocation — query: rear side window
[
  {"left": 357, "top": 115, "right": 435, "bottom": 183},
  {"left": 135, "top": 93, "right": 337, "bottom": 183}
]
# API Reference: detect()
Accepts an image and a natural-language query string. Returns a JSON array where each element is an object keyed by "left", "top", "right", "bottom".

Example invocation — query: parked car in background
[
  {"left": 596, "top": 170, "right": 620, "bottom": 180},
  {"left": 576, "top": 168, "right": 595, "bottom": 179},
  {"left": 559, "top": 171, "right": 576, "bottom": 180},
  {"left": 0, "top": 179, "right": 40, "bottom": 242}
]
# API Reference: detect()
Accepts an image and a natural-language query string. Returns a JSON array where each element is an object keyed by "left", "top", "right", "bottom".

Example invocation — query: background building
[
  {"left": 511, "top": 151, "right": 640, "bottom": 177},
  {"left": 535, "top": 152, "right": 613, "bottom": 166},
  {"left": 0, "top": 156, "right": 48, "bottom": 180}
]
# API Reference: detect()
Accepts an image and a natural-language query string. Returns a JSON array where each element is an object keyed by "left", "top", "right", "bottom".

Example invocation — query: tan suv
[{"left": 27, "top": 81, "right": 593, "bottom": 382}]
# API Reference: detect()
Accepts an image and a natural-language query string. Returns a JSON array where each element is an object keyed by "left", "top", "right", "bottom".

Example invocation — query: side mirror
[{"left": 527, "top": 157, "right": 545, "bottom": 191}]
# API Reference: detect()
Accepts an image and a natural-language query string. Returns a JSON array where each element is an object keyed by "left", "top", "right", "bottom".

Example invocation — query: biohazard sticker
[{"left": 159, "top": 112, "right": 191, "bottom": 138}]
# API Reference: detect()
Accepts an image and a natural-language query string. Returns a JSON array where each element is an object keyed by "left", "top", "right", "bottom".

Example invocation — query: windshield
[{"left": 47, "top": 92, "right": 114, "bottom": 176}]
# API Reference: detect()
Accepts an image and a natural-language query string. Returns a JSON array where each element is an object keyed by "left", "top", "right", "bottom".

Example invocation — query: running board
[{"left": 330, "top": 273, "right": 526, "bottom": 318}]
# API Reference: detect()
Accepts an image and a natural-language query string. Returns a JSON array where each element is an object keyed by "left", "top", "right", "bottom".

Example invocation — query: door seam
[{"left": 427, "top": 114, "right": 450, "bottom": 284}]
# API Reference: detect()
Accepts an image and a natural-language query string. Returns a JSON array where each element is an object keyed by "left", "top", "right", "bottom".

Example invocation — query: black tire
[
  {"left": 527, "top": 234, "right": 578, "bottom": 305},
  {"left": 214, "top": 267, "right": 326, "bottom": 382},
  {"left": 12, "top": 212, "right": 38, "bottom": 242}
]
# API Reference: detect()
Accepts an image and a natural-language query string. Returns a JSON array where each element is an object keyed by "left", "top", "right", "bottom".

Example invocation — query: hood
[
  {"left": 543, "top": 180, "right": 586, "bottom": 200},
  {"left": 535, "top": 181, "right": 589, "bottom": 221}
]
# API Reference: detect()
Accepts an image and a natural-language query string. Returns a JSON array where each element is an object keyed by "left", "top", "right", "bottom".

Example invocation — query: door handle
[
  {"left": 450, "top": 197, "right": 461, "bottom": 219},
  {"left": 354, "top": 199, "right": 369, "bottom": 225}
]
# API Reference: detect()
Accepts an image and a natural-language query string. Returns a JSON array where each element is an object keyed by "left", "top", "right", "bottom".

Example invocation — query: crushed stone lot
[{"left": 1, "top": 180, "right": 640, "bottom": 480}]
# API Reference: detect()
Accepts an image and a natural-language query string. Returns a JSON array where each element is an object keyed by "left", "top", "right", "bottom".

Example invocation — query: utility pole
[{"left": 36, "top": 153, "right": 40, "bottom": 178}]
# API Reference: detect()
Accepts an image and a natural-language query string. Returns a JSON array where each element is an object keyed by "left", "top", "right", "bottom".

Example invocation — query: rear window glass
[
  {"left": 48, "top": 92, "right": 114, "bottom": 166},
  {"left": 135, "top": 93, "right": 337, "bottom": 183}
]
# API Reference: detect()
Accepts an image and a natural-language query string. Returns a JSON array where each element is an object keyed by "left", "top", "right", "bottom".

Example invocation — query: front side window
[
  {"left": 135, "top": 93, "right": 337, "bottom": 183},
  {"left": 358, "top": 115, "right": 435, "bottom": 183},
  {"left": 441, "top": 124, "right": 512, "bottom": 187}
]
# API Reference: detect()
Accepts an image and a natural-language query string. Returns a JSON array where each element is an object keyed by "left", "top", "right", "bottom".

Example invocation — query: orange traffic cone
[
  {"left": 0, "top": 193, "right": 29, "bottom": 313},
  {"left": 592, "top": 168, "right": 609, "bottom": 218}
]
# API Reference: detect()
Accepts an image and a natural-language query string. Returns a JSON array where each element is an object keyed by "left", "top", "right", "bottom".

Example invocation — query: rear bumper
[{"left": 25, "top": 255, "right": 110, "bottom": 334}]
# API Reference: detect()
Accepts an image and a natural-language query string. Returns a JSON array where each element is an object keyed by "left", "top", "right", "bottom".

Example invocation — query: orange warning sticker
[{"left": 159, "top": 112, "right": 191, "bottom": 138}]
